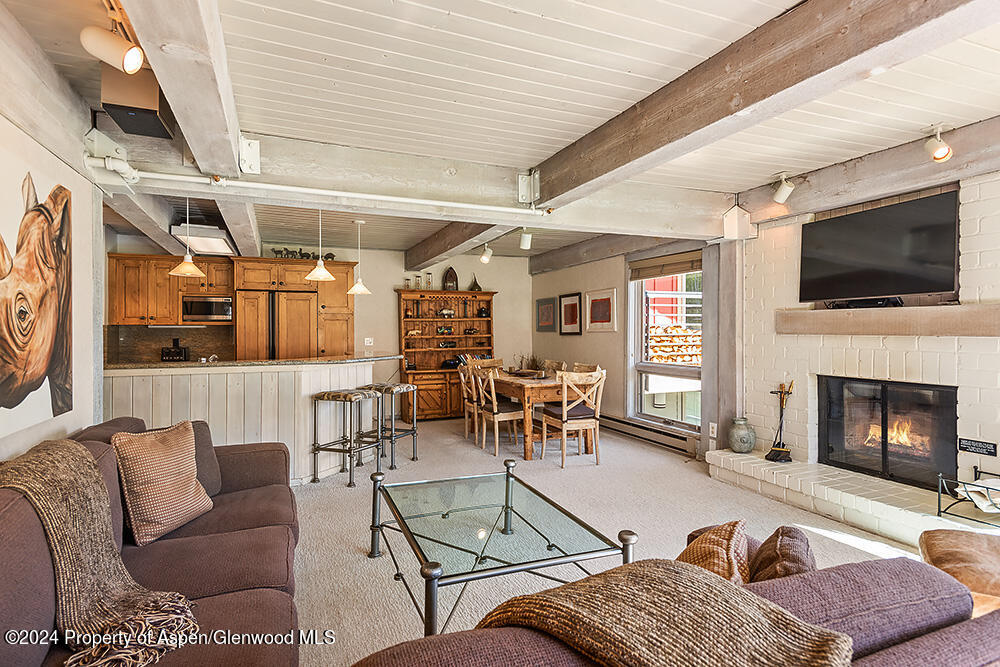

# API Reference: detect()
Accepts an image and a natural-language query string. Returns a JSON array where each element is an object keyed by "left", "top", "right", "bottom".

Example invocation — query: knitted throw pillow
[
  {"left": 112, "top": 421, "right": 213, "bottom": 546},
  {"left": 676, "top": 519, "right": 750, "bottom": 583},
  {"left": 749, "top": 526, "right": 817, "bottom": 582}
]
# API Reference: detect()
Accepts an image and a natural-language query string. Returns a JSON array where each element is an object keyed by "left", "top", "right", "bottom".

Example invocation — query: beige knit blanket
[
  {"left": 0, "top": 440, "right": 198, "bottom": 666},
  {"left": 478, "top": 559, "right": 852, "bottom": 667}
]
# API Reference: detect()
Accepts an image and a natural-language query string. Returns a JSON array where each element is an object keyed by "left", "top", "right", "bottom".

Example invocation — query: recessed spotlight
[
  {"left": 479, "top": 243, "right": 493, "bottom": 264},
  {"left": 772, "top": 173, "right": 795, "bottom": 204},
  {"left": 923, "top": 124, "right": 953, "bottom": 163}
]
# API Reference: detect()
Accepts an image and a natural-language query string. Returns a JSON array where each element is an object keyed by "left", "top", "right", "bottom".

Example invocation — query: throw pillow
[
  {"left": 920, "top": 528, "right": 1000, "bottom": 616},
  {"left": 478, "top": 559, "right": 853, "bottom": 667},
  {"left": 190, "top": 420, "right": 222, "bottom": 497},
  {"left": 112, "top": 421, "right": 213, "bottom": 546},
  {"left": 749, "top": 526, "right": 817, "bottom": 582},
  {"left": 676, "top": 519, "right": 750, "bottom": 583}
]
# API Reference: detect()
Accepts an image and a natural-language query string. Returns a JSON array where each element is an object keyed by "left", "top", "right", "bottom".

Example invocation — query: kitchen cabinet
[
  {"left": 318, "top": 313, "right": 354, "bottom": 356},
  {"left": 235, "top": 291, "right": 270, "bottom": 361},
  {"left": 146, "top": 258, "right": 180, "bottom": 324},
  {"left": 183, "top": 259, "right": 234, "bottom": 294},
  {"left": 234, "top": 261, "right": 278, "bottom": 290},
  {"left": 317, "top": 264, "right": 354, "bottom": 313},
  {"left": 277, "top": 263, "right": 315, "bottom": 291},
  {"left": 109, "top": 255, "right": 180, "bottom": 325},
  {"left": 276, "top": 292, "right": 318, "bottom": 359}
]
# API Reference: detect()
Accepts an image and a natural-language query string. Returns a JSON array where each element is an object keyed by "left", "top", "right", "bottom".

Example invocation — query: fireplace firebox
[{"left": 818, "top": 376, "right": 957, "bottom": 490}]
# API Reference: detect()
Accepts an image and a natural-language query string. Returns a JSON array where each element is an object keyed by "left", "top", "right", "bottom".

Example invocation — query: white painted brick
[
  {"left": 979, "top": 180, "right": 1000, "bottom": 200},
  {"left": 784, "top": 488, "right": 814, "bottom": 511},
  {"left": 812, "top": 497, "right": 845, "bottom": 521},
  {"left": 760, "top": 480, "right": 786, "bottom": 501},
  {"left": 844, "top": 508, "right": 880, "bottom": 534}
]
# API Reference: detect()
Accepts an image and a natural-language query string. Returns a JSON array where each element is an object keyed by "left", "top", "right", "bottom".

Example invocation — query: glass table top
[{"left": 381, "top": 472, "right": 617, "bottom": 577}]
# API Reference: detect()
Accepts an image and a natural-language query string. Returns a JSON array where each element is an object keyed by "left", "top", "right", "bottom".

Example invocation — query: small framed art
[
  {"left": 535, "top": 297, "right": 556, "bottom": 332},
  {"left": 585, "top": 288, "right": 617, "bottom": 332},
  {"left": 559, "top": 292, "right": 583, "bottom": 335}
]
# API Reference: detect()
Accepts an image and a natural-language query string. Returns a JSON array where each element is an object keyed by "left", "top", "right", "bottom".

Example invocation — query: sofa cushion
[
  {"left": 43, "top": 588, "right": 298, "bottom": 667},
  {"left": 747, "top": 557, "right": 972, "bottom": 658},
  {"left": 191, "top": 420, "right": 222, "bottom": 497},
  {"left": 71, "top": 416, "right": 146, "bottom": 444},
  {"left": 0, "top": 489, "right": 57, "bottom": 667},
  {"left": 78, "top": 441, "right": 124, "bottom": 552},
  {"left": 676, "top": 520, "right": 750, "bottom": 583},
  {"left": 122, "top": 525, "right": 295, "bottom": 598},
  {"left": 748, "top": 526, "right": 816, "bottom": 583},
  {"left": 853, "top": 609, "right": 1000, "bottom": 667},
  {"left": 113, "top": 421, "right": 214, "bottom": 546},
  {"left": 160, "top": 484, "right": 298, "bottom": 543}
]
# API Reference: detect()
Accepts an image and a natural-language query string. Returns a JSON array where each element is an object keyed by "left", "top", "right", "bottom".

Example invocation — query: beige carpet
[{"left": 293, "top": 418, "right": 914, "bottom": 666}]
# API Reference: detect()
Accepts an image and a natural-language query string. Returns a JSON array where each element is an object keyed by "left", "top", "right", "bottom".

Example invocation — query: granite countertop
[{"left": 105, "top": 353, "right": 402, "bottom": 370}]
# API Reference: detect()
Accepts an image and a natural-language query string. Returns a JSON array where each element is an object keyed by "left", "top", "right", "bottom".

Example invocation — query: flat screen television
[{"left": 799, "top": 190, "right": 958, "bottom": 303}]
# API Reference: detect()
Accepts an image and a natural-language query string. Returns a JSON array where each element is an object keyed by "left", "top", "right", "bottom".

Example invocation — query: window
[{"left": 628, "top": 251, "right": 703, "bottom": 429}]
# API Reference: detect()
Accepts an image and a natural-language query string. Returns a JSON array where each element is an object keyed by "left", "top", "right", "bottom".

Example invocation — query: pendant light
[
  {"left": 169, "top": 198, "right": 206, "bottom": 278},
  {"left": 346, "top": 219, "right": 371, "bottom": 295},
  {"left": 304, "top": 209, "right": 335, "bottom": 282}
]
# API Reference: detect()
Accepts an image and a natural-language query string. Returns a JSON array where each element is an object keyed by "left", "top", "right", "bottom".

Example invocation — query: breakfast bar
[{"left": 104, "top": 354, "right": 402, "bottom": 484}]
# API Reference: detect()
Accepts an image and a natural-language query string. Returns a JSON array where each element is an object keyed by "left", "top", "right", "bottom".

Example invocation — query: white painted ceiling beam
[
  {"left": 529, "top": 234, "right": 675, "bottom": 275},
  {"left": 121, "top": 0, "right": 241, "bottom": 177},
  {"left": 739, "top": 115, "right": 1000, "bottom": 224},
  {"left": 405, "top": 223, "right": 515, "bottom": 271},
  {"left": 215, "top": 200, "right": 261, "bottom": 256},
  {"left": 103, "top": 192, "right": 187, "bottom": 255},
  {"left": 532, "top": 0, "right": 1000, "bottom": 208}
]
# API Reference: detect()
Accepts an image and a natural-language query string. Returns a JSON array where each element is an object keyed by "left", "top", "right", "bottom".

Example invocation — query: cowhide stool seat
[
  {"left": 312, "top": 388, "right": 382, "bottom": 487},
  {"left": 359, "top": 382, "right": 419, "bottom": 469}
]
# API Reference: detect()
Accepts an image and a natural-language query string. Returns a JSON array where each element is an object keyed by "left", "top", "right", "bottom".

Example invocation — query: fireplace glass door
[{"left": 818, "top": 376, "right": 957, "bottom": 490}]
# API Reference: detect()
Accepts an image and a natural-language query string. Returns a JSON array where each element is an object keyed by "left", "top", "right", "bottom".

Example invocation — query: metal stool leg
[
  {"left": 379, "top": 392, "right": 387, "bottom": 459},
  {"left": 389, "top": 393, "right": 398, "bottom": 470},
  {"left": 355, "top": 401, "right": 365, "bottom": 468},
  {"left": 347, "top": 402, "right": 356, "bottom": 487},
  {"left": 311, "top": 399, "right": 320, "bottom": 483},
  {"left": 375, "top": 395, "right": 383, "bottom": 474},
  {"left": 411, "top": 388, "right": 418, "bottom": 461},
  {"left": 339, "top": 401, "right": 348, "bottom": 473}
]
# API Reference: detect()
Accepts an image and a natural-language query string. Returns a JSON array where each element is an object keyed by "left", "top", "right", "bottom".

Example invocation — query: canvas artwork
[
  {"left": 535, "top": 297, "right": 556, "bottom": 332},
  {"left": 586, "top": 288, "right": 617, "bottom": 332},
  {"left": 559, "top": 292, "right": 582, "bottom": 335},
  {"left": 0, "top": 169, "right": 74, "bottom": 437}
]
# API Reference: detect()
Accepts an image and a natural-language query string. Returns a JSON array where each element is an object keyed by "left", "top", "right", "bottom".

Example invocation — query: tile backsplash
[{"left": 105, "top": 325, "right": 236, "bottom": 364}]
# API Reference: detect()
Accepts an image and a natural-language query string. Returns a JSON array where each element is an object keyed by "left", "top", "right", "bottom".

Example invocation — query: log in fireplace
[{"left": 818, "top": 376, "right": 957, "bottom": 490}]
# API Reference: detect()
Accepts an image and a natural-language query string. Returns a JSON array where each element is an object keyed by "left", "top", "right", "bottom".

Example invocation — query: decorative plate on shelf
[{"left": 443, "top": 267, "right": 459, "bottom": 290}]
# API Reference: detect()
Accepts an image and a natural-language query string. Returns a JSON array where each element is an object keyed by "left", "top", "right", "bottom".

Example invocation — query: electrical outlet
[
  {"left": 364, "top": 337, "right": 374, "bottom": 346},
  {"left": 709, "top": 438, "right": 716, "bottom": 449},
  {"left": 709, "top": 422, "right": 718, "bottom": 438}
]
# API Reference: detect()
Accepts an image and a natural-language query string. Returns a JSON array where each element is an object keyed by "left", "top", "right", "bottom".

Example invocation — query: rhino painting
[{"left": 0, "top": 172, "right": 72, "bottom": 417}]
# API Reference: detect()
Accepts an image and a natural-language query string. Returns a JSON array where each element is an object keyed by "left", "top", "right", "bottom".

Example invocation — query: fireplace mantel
[{"left": 775, "top": 303, "right": 1000, "bottom": 337}]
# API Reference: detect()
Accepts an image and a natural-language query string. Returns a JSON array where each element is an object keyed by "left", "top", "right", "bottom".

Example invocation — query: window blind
[{"left": 628, "top": 250, "right": 702, "bottom": 281}]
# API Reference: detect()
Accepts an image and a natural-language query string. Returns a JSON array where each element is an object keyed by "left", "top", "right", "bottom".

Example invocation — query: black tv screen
[{"left": 799, "top": 190, "right": 958, "bottom": 302}]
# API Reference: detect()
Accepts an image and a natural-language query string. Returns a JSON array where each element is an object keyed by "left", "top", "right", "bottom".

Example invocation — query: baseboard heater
[{"left": 599, "top": 415, "right": 698, "bottom": 457}]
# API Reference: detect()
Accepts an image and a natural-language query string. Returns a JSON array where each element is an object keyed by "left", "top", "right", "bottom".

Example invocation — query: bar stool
[
  {"left": 312, "top": 388, "right": 382, "bottom": 487},
  {"left": 360, "top": 382, "right": 419, "bottom": 469}
]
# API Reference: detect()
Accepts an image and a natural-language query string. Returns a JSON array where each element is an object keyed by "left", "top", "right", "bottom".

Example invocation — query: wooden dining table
[{"left": 491, "top": 371, "right": 593, "bottom": 461}]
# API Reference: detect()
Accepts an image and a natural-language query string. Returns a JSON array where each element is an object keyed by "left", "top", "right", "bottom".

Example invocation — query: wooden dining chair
[
  {"left": 572, "top": 362, "right": 601, "bottom": 373},
  {"left": 457, "top": 364, "right": 479, "bottom": 443},
  {"left": 469, "top": 358, "right": 503, "bottom": 370},
  {"left": 540, "top": 370, "right": 606, "bottom": 468},
  {"left": 474, "top": 368, "right": 524, "bottom": 456},
  {"left": 542, "top": 359, "right": 567, "bottom": 373}
]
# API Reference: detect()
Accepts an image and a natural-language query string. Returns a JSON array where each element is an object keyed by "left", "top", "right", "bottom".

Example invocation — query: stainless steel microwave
[{"left": 181, "top": 295, "right": 233, "bottom": 322}]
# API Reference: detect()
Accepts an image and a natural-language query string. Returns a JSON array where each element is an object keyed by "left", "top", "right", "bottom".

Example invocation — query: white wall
[
  {"left": 531, "top": 256, "right": 628, "bottom": 418},
  {"left": 743, "top": 172, "right": 1000, "bottom": 481}
]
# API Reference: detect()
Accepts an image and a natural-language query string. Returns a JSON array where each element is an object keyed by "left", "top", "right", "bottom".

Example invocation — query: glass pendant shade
[
  {"left": 169, "top": 253, "right": 206, "bottom": 278},
  {"left": 305, "top": 259, "right": 335, "bottom": 282}
]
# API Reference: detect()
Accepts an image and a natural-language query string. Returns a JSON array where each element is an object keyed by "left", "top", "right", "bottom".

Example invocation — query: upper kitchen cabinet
[
  {"left": 182, "top": 259, "right": 234, "bottom": 294},
  {"left": 277, "top": 263, "right": 315, "bottom": 290},
  {"left": 317, "top": 263, "right": 355, "bottom": 313},
  {"left": 108, "top": 254, "right": 180, "bottom": 325},
  {"left": 234, "top": 259, "right": 278, "bottom": 290}
]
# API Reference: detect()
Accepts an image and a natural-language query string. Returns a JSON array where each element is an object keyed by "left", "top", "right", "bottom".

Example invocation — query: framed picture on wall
[
  {"left": 558, "top": 292, "right": 582, "bottom": 335},
  {"left": 585, "top": 288, "right": 617, "bottom": 332},
  {"left": 535, "top": 297, "right": 556, "bottom": 332}
]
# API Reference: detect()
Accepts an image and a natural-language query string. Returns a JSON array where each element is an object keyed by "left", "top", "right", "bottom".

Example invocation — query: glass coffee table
[{"left": 367, "top": 460, "right": 637, "bottom": 635}]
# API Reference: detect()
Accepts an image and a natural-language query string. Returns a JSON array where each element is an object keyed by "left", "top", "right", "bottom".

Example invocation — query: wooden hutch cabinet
[{"left": 397, "top": 289, "right": 496, "bottom": 420}]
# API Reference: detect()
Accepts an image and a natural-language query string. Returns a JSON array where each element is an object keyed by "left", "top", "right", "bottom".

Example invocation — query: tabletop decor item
[
  {"left": 437, "top": 325, "right": 454, "bottom": 335},
  {"left": 729, "top": 417, "right": 757, "bottom": 453},
  {"left": 443, "top": 267, "right": 459, "bottom": 290},
  {"left": 535, "top": 297, "right": 556, "bottom": 332},
  {"left": 477, "top": 305, "right": 490, "bottom": 318},
  {"left": 765, "top": 381, "right": 794, "bottom": 462},
  {"left": 438, "top": 308, "right": 456, "bottom": 318},
  {"left": 468, "top": 274, "right": 483, "bottom": 291},
  {"left": 425, "top": 272, "right": 433, "bottom": 289},
  {"left": 585, "top": 288, "right": 617, "bottom": 332},
  {"left": 403, "top": 278, "right": 410, "bottom": 289},
  {"left": 413, "top": 275, "right": 422, "bottom": 289},
  {"left": 559, "top": 292, "right": 583, "bottom": 335}
]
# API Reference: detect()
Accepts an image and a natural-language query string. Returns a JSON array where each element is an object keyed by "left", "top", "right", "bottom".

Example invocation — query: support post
[
  {"left": 619, "top": 530, "right": 638, "bottom": 565},
  {"left": 368, "top": 472, "right": 384, "bottom": 558},
  {"left": 421, "top": 562, "right": 443, "bottom": 636},
  {"left": 502, "top": 459, "right": 516, "bottom": 535}
]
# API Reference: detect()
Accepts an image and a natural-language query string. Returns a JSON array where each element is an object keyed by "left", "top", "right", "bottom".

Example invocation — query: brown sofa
[
  {"left": 357, "top": 529, "right": 1000, "bottom": 666},
  {"left": 0, "top": 417, "right": 298, "bottom": 667}
]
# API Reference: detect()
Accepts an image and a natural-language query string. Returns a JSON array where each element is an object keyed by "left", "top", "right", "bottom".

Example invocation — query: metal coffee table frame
[{"left": 367, "top": 460, "right": 637, "bottom": 636}]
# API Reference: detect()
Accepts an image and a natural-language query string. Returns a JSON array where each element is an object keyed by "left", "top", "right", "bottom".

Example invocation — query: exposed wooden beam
[
  {"left": 405, "top": 223, "right": 514, "bottom": 271},
  {"left": 533, "top": 0, "right": 998, "bottom": 208},
  {"left": 0, "top": 3, "right": 90, "bottom": 174},
  {"left": 121, "top": 0, "right": 241, "bottom": 177},
  {"left": 529, "top": 235, "right": 673, "bottom": 275},
  {"left": 103, "top": 193, "right": 187, "bottom": 255},
  {"left": 215, "top": 200, "right": 260, "bottom": 256},
  {"left": 739, "top": 116, "right": 1000, "bottom": 223}
]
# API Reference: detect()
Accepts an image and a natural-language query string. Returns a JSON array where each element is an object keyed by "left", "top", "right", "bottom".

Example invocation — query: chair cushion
[
  {"left": 315, "top": 389, "right": 380, "bottom": 402},
  {"left": 160, "top": 484, "right": 298, "bottom": 543},
  {"left": 123, "top": 525, "right": 295, "bottom": 598},
  {"left": 43, "top": 588, "right": 298, "bottom": 667},
  {"left": 542, "top": 403, "right": 595, "bottom": 420},
  {"left": 485, "top": 399, "right": 523, "bottom": 414},
  {"left": 362, "top": 382, "right": 417, "bottom": 394},
  {"left": 676, "top": 520, "right": 750, "bottom": 583},
  {"left": 748, "top": 526, "right": 817, "bottom": 583},
  {"left": 191, "top": 420, "right": 223, "bottom": 497},
  {"left": 920, "top": 529, "right": 1000, "bottom": 617},
  {"left": 112, "top": 421, "right": 213, "bottom": 546},
  {"left": 71, "top": 416, "right": 146, "bottom": 444}
]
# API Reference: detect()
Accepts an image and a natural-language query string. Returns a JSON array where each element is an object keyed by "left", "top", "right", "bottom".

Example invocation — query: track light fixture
[
  {"left": 519, "top": 228, "right": 532, "bottom": 251},
  {"left": 80, "top": 25, "right": 144, "bottom": 74},
  {"left": 479, "top": 243, "right": 493, "bottom": 264},
  {"left": 924, "top": 124, "right": 953, "bottom": 163},
  {"left": 771, "top": 173, "right": 795, "bottom": 204}
]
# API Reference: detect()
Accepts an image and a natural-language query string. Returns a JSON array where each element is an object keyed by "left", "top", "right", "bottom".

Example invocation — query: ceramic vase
[{"left": 729, "top": 417, "right": 757, "bottom": 453}]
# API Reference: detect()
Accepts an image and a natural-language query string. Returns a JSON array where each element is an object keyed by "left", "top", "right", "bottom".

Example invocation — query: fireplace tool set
[{"left": 765, "top": 381, "right": 794, "bottom": 462}]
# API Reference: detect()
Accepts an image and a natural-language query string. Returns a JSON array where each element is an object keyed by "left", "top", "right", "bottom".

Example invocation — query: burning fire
[{"left": 864, "top": 418, "right": 915, "bottom": 448}]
